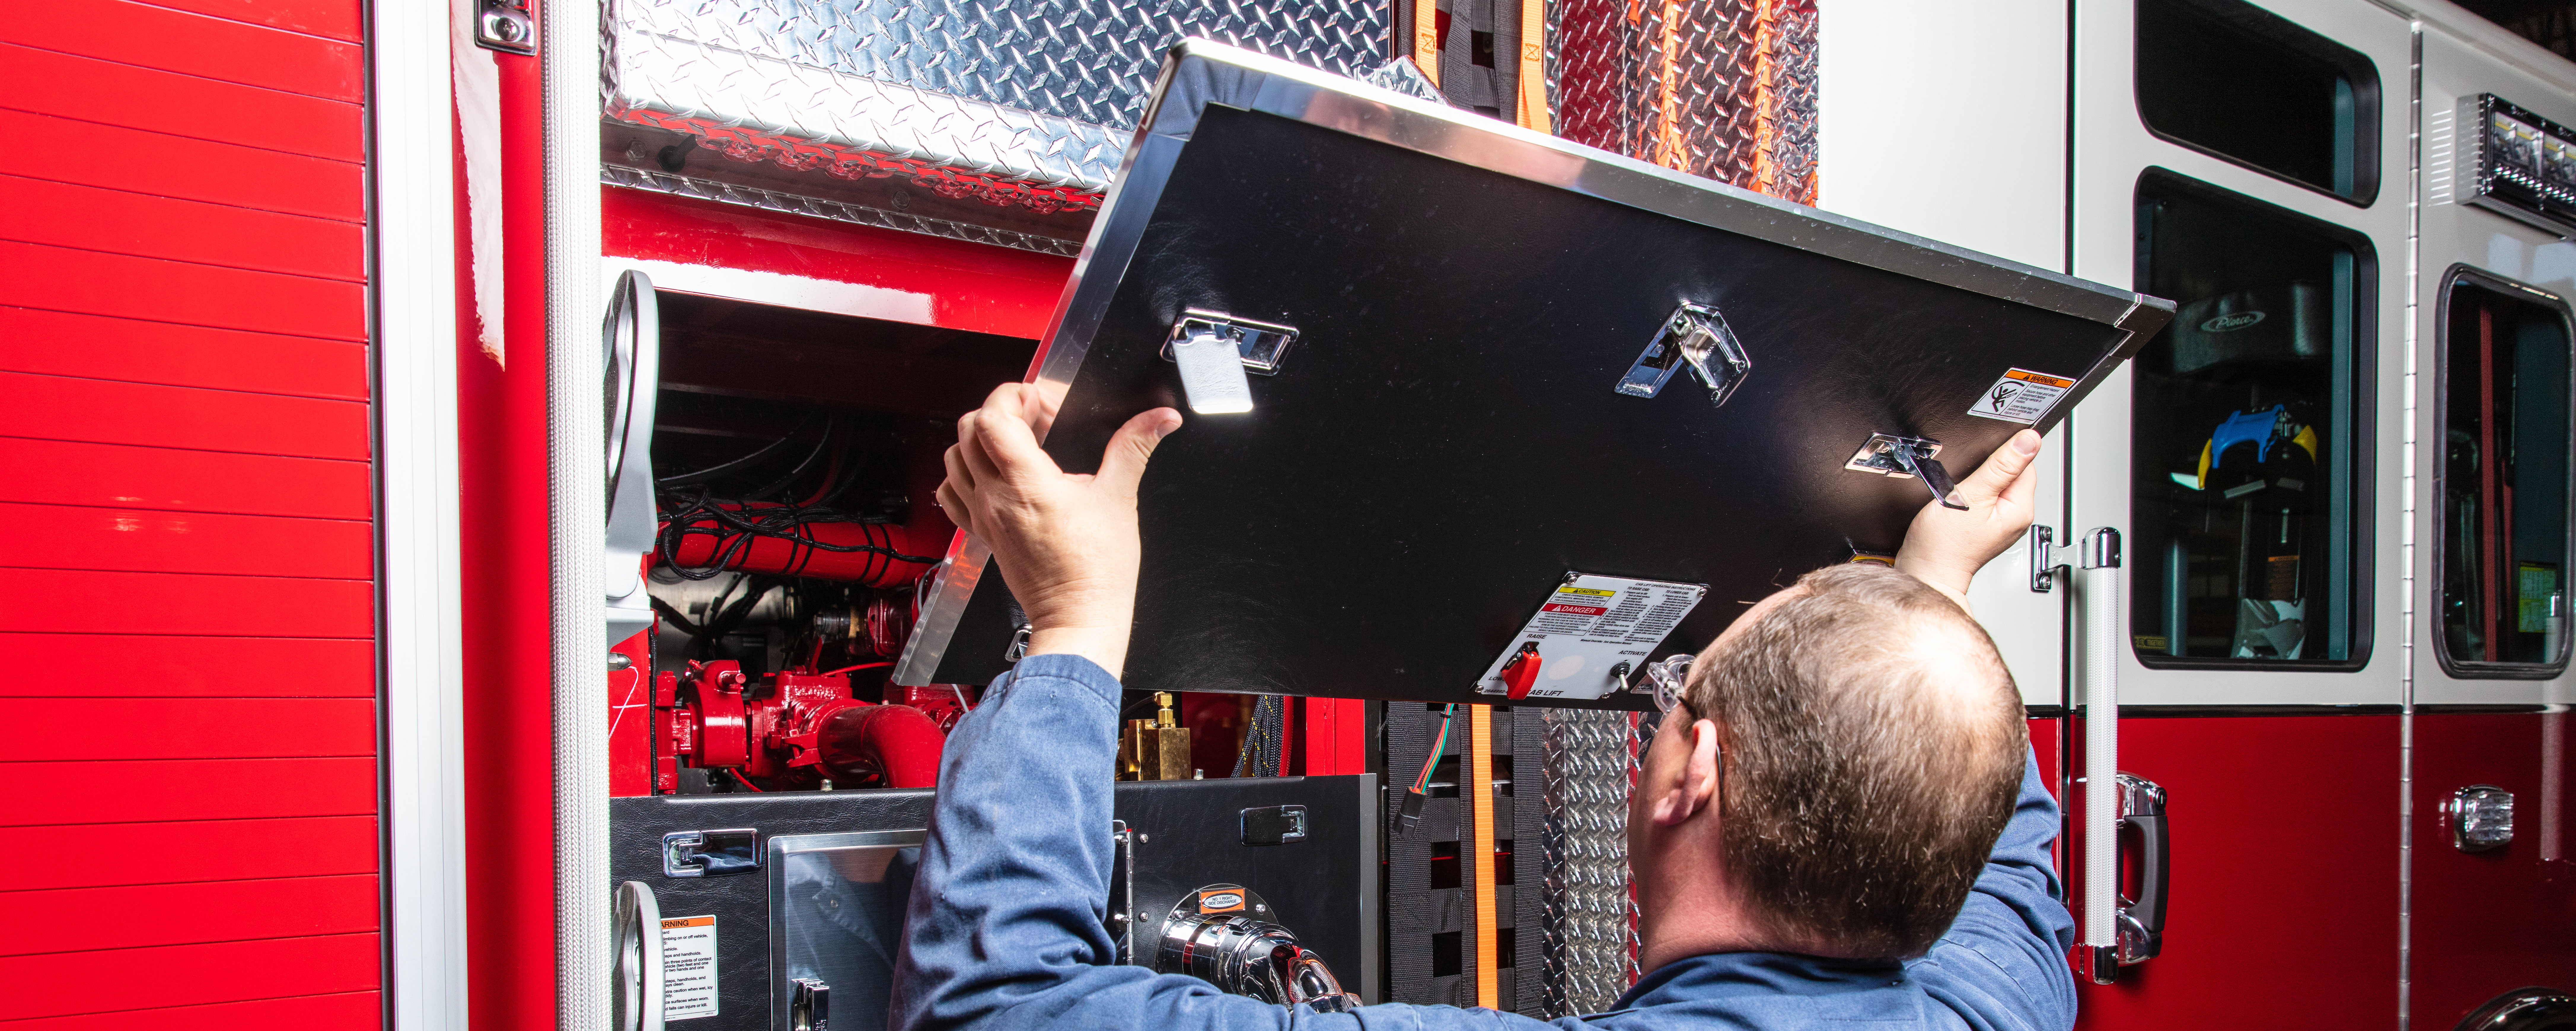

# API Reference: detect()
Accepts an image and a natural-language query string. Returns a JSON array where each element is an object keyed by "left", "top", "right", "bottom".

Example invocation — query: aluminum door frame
[
  {"left": 2068, "top": 0, "right": 2414, "bottom": 708},
  {"left": 2414, "top": 20, "right": 2576, "bottom": 709}
]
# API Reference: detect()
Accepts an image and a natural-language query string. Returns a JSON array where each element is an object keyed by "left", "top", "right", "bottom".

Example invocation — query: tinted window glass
[
  {"left": 2441, "top": 274, "right": 2573, "bottom": 670},
  {"left": 2131, "top": 170, "right": 2370, "bottom": 666},
  {"left": 2135, "top": 0, "right": 2378, "bottom": 203}
]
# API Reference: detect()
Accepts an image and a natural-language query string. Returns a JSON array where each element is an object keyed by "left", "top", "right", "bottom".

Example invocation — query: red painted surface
[
  {"left": 0, "top": 371, "right": 369, "bottom": 459},
  {"left": 6, "top": 757, "right": 377, "bottom": 828},
  {"left": 0, "top": 44, "right": 363, "bottom": 160},
  {"left": 0, "top": 990, "right": 380, "bottom": 1031},
  {"left": 0, "top": 174, "right": 364, "bottom": 281},
  {"left": 0, "top": 933, "right": 380, "bottom": 1022},
  {"left": 612, "top": 630, "right": 656, "bottom": 798},
  {"left": 0, "top": 308, "right": 368, "bottom": 401},
  {"left": 0, "top": 4, "right": 377, "bottom": 1021},
  {"left": 5, "top": 0, "right": 365, "bottom": 100},
  {"left": 0, "top": 816, "right": 377, "bottom": 892},
  {"left": 2409, "top": 711, "right": 2576, "bottom": 1027},
  {"left": 602, "top": 187, "right": 1075, "bottom": 339},
  {"left": 0, "top": 875, "right": 380, "bottom": 956},
  {"left": 0, "top": 569, "right": 373, "bottom": 638},
  {"left": 2070, "top": 714, "right": 2400, "bottom": 1030},
  {"left": 0, "top": 109, "right": 366, "bottom": 222},
  {"left": 460, "top": 46, "right": 561, "bottom": 1031},
  {"left": 1, "top": 502, "right": 371, "bottom": 579},
  {"left": 1304, "top": 697, "right": 1369, "bottom": 776},
  {"left": 0, "top": 636, "right": 373, "bottom": 698},
  {"left": 0, "top": 438, "right": 371, "bottom": 520},
  {"left": 137, "top": 0, "right": 363, "bottom": 42},
  {"left": 0, "top": 243, "right": 366, "bottom": 341},
  {"left": 0, "top": 698, "right": 374, "bottom": 761}
]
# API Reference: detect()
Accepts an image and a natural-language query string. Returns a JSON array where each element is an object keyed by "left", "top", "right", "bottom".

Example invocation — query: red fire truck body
[{"left": 1, "top": 1, "right": 2569, "bottom": 1029}]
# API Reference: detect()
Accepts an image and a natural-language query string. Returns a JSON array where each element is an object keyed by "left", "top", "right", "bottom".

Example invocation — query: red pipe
[
  {"left": 660, "top": 435, "right": 960, "bottom": 585},
  {"left": 664, "top": 510, "right": 946, "bottom": 585},
  {"left": 816, "top": 703, "right": 947, "bottom": 788}
]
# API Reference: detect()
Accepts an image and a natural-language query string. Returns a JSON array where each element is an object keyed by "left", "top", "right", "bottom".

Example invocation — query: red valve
[{"left": 1500, "top": 642, "right": 1543, "bottom": 700}]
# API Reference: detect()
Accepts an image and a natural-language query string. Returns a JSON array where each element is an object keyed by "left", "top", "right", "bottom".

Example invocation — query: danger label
[
  {"left": 661, "top": 914, "right": 720, "bottom": 1021},
  {"left": 1968, "top": 367, "right": 2076, "bottom": 424},
  {"left": 1477, "top": 574, "right": 1706, "bottom": 701}
]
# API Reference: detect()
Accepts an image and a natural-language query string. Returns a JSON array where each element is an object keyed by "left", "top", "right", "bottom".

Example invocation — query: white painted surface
[
  {"left": 2065, "top": 0, "right": 2414, "bottom": 706},
  {"left": 1817, "top": 0, "right": 2068, "bottom": 270},
  {"left": 1817, "top": 0, "right": 2075, "bottom": 706},
  {"left": 2413, "top": 22, "right": 2576, "bottom": 706}
]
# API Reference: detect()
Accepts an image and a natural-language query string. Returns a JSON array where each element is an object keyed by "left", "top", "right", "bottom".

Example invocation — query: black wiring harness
[{"left": 653, "top": 413, "right": 940, "bottom": 580}]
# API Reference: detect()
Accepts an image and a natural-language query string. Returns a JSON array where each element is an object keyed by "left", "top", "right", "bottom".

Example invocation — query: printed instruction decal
[
  {"left": 1968, "top": 368, "right": 2076, "bottom": 424},
  {"left": 662, "top": 914, "right": 720, "bottom": 1021},
  {"left": 1476, "top": 573, "right": 1706, "bottom": 701}
]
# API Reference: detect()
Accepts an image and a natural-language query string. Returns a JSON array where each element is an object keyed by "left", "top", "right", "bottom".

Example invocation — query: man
[{"left": 894, "top": 384, "right": 2071, "bottom": 1030}]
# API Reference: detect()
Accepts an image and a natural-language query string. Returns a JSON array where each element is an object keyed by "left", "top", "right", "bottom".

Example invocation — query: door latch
[
  {"left": 1845, "top": 434, "right": 1967, "bottom": 510},
  {"left": 662, "top": 829, "right": 760, "bottom": 877},
  {"left": 1614, "top": 302, "right": 1752, "bottom": 407},
  {"left": 1163, "top": 310, "right": 1297, "bottom": 415}
]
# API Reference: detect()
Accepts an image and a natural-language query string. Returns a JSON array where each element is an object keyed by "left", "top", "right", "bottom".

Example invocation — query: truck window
[
  {"left": 2135, "top": 0, "right": 2379, "bottom": 204},
  {"left": 2130, "top": 169, "right": 2373, "bottom": 667},
  {"left": 2440, "top": 272, "right": 2574, "bottom": 672}
]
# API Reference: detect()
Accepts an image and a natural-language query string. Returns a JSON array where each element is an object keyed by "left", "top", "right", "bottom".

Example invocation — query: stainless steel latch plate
[
  {"left": 1163, "top": 310, "right": 1298, "bottom": 415},
  {"left": 1844, "top": 433, "right": 1967, "bottom": 510},
  {"left": 1614, "top": 302, "right": 1751, "bottom": 406}
]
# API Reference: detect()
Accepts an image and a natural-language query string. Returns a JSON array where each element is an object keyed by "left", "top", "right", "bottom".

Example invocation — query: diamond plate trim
[
  {"left": 1550, "top": 0, "right": 1815, "bottom": 204},
  {"left": 1541, "top": 708, "right": 1641, "bottom": 1016},
  {"left": 605, "top": 0, "right": 1386, "bottom": 212},
  {"left": 602, "top": 165, "right": 1083, "bottom": 256}
]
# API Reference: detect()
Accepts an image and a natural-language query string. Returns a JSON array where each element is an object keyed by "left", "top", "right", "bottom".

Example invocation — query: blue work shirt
[{"left": 893, "top": 653, "right": 2076, "bottom": 1031}]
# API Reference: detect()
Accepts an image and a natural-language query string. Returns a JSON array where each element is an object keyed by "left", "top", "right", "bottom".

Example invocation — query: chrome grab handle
[
  {"left": 2112, "top": 772, "right": 2167, "bottom": 965},
  {"left": 2076, "top": 527, "right": 2124, "bottom": 985},
  {"left": 612, "top": 880, "right": 665, "bottom": 1031}
]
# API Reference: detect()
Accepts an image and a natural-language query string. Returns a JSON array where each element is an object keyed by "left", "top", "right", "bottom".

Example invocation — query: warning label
[
  {"left": 661, "top": 914, "right": 720, "bottom": 1021},
  {"left": 1476, "top": 574, "right": 1706, "bottom": 701},
  {"left": 1968, "top": 367, "right": 2076, "bottom": 424}
]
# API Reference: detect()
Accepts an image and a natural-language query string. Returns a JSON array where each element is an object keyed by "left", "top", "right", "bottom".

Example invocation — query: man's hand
[
  {"left": 936, "top": 383, "right": 1182, "bottom": 679},
  {"left": 1894, "top": 428, "right": 2043, "bottom": 610}
]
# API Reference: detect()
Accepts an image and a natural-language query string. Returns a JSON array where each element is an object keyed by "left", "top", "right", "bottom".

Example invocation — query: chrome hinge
[{"left": 476, "top": 0, "right": 537, "bottom": 54}]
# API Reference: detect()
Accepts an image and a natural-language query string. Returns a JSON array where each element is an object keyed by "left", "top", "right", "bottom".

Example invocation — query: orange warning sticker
[
  {"left": 1198, "top": 889, "right": 1247, "bottom": 914},
  {"left": 1969, "top": 367, "right": 2077, "bottom": 424}
]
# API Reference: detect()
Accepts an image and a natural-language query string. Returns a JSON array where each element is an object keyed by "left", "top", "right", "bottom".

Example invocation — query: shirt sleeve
[
  {"left": 1904, "top": 749, "right": 2077, "bottom": 1031},
  {"left": 889, "top": 653, "right": 1560, "bottom": 1031}
]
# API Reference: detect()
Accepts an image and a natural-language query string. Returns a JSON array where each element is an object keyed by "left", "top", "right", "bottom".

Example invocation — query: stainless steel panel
[{"left": 768, "top": 830, "right": 926, "bottom": 1031}]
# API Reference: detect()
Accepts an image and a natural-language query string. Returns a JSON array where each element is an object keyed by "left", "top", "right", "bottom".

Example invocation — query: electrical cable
[
  {"left": 820, "top": 662, "right": 894, "bottom": 677},
  {"left": 654, "top": 411, "right": 819, "bottom": 487}
]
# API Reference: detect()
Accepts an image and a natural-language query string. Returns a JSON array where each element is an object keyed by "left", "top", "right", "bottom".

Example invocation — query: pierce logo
[
  {"left": 1200, "top": 892, "right": 1244, "bottom": 912},
  {"left": 2199, "top": 311, "right": 2266, "bottom": 333}
]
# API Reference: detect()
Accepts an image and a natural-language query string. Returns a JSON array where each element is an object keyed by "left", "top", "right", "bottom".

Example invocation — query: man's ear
[{"left": 1649, "top": 719, "right": 1723, "bottom": 827}]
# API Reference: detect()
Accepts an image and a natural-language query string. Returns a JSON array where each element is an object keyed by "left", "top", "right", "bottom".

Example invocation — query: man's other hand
[
  {"left": 936, "top": 383, "right": 1182, "bottom": 679},
  {"left": 1894, "top": 428, "right": 2043, "bottom": 609}
]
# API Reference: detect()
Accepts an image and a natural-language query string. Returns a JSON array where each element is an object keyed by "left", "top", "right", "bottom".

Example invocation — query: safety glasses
[{"left": 1640, "top": 653, "right": 1693, "bottom": 716}]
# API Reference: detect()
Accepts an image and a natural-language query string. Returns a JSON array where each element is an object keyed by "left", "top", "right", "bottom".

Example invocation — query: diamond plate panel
[
  {"left": 600, "top": 166, "right": 1084, "bottom": 255},
  {"left": 1548, "top": 0, "right": 1815, "bottom": 204},
  {"left": 1540, "top": 707, "right": 1641, "bottom": 1016},
  {"left": 605, "top": 0, "right": 1387, "bottom": 211}
]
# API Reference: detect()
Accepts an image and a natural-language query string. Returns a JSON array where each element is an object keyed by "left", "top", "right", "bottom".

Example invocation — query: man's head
[{"left": 1629, "top": 562, "right": 2026, "bottom": 962}]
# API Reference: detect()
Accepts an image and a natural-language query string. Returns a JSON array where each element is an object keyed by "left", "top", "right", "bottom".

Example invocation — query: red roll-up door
[{"left": 0, "top": 1, "right": 380, "bottom": 1026}]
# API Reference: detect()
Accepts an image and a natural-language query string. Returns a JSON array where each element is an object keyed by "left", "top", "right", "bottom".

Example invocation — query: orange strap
[
  {"left": 1516, "top": 0, "right": 1550, "bottom": 133},
  {"left": 1469, "top": 704, "right": 1499, "bottom": 1008},
  {"left": 1414, "top": 0, "right": 1442, "bottom": 87}
]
